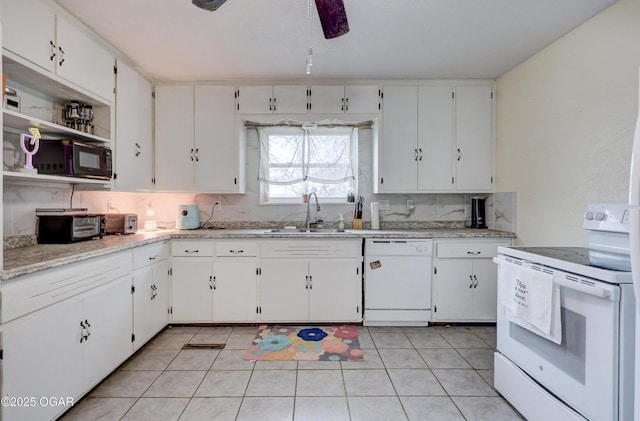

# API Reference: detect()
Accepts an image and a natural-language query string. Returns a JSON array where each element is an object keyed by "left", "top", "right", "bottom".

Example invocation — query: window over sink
[{"left": 255, "top": 121, "right": 360, "bottom": 204}]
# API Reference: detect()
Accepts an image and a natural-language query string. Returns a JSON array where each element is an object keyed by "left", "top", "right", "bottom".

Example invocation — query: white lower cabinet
[
  {"left": 259, "top": 259, "right": 310, "bottom": 321},
  {"left": 170, "top": 240, "right": 258, "bottom": 323},
  {"left": 432, "top": 240, "right": 512, "bottom": 322},
  {"left": 258, "top": 240, "right": 362, "bottom": 323},
  {"left": 171, "top": 258, "right": 214, "bottom": 322},
  {"left": 132, "top": 242, "right": 170, "bottom": 349},
  {"left": 213, "top": 260, "right": 258, "bottom": 322},
  {"left": 2, "top": 274, "right": 132, "bottom": 421}
]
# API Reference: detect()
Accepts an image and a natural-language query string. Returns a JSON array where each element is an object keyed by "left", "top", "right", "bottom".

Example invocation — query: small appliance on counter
[
  {"left": 176, "top": 205, "right": 200, "bottom": 229},
  {"left": 104, "top": 213, "right": 138, "bottom": 235},
  {"left": 469, "top": 196, "right": 487, "bottom": 229},
  {"left": 36, "top": 208, "right": 105, "bottom": 244}
]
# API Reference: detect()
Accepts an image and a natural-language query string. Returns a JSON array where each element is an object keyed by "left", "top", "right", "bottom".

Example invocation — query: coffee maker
[{"left": 469, "top": 197, "right": 487, "bottom": 229}]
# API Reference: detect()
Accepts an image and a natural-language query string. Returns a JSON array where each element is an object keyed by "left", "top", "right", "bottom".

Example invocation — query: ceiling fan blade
[
  {"left": 192, "top": 0, "right": 228, "bottom": 12},
  {"left": 314, "top": 0, "right": 350, "bottom": 39}
]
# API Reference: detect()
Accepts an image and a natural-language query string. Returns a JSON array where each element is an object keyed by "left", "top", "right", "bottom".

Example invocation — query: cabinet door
[
  {"left": 155, "top": 85, "right": 194, "bottom": 190},
  {"left": 152, "top": 259, "right": 171, "bottom": 334},
  {"left": 171, "top": 258, "right": 213, "bottom": 322},
  {"left": 83, "top": 276, "right": 133, "bottom": 390},
  {"left": 1, "top": 0, "right": 56, "bottom": 72},
  {"left": 345, "top": 86, "right": 379, "bottom": 114},
  {"left": 237, "top": 86, "right": 273, "bottom": 113},
  {"left": 432, "top": 260, "right": 473, "bottom": 321},
  {"left": 2, "top": 297, "right": 84, "bottom": 421},
  {"left": 309, "top": 259, "right": 361, "bottom": 322},
  {"left": 379, "top": 85, "right": 418, "bottom": 192},
  {"left": 471, "top": 259, "right": 498, "bottom": 321},
  {"left": 310, "top": 85, "right": 344, "bottom": 113},
  {"left": 455, "top": 85, "right": 493, "bottom": 191},
  {"left": 418, "top": 85, "right": 454, "bottom": 191},
  {"left": 133, "top": 266, "right": 155, "bottom": 349},
  {"left": 213, "top": 260, "right": 258, "bottom": 322},
  {"left": 273, "top": 85, "right": 308, "bottom": 113},
  {"left": 259, "top": 260, "right": 309, "bottom": 322},
  {"left": 194, "top": 86, "right": 238, "bottom": 192},
  {"left": 55, "top": 14, "right": 115, "bottom": 101},
  {"left": 115, "top": 61, "right": 153, "bottom": 191}
]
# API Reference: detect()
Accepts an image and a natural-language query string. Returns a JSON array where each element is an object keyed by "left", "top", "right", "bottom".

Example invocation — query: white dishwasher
[{"left": 364, "top": 239, "right": 433, "bottom": 326}]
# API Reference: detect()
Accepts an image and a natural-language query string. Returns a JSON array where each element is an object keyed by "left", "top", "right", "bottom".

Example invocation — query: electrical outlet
[
  {"left": 407, "top": 199, "right": 415, "bottom": 214},
  {"left": 213, "top": 201, "right": 221, "bottom": 211},
  {"left": 378, "top": 200, "right": 389, "bottom": 211}
]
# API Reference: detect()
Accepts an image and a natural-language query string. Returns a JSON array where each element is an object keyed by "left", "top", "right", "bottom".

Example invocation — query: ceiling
[{"left": 54, "top": 0, "right": 617, "bottom": 82}]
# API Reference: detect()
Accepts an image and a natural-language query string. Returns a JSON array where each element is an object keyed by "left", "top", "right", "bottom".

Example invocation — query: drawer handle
[
  {"left": 467, "top": 251, "right": 482, "bottom": 255},
  {"left": 473, "top": 275, "right": 478, "bottom": 288},
  {"left": 185, "top": 249, "right": 199, "bottom": 254},
  {"left": 469, "top": 274, "right": 473, "bottom": 288},
  {"left": 229, "top": 249, "right": 244, "bottom": 254},
  {"left": 148, "top": 255, "right": 158, "bottom": 260}
]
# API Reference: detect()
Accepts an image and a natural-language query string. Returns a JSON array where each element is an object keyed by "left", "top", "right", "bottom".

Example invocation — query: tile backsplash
[{"left": 3, "top": 110, "right": 516, "bottom": 245}]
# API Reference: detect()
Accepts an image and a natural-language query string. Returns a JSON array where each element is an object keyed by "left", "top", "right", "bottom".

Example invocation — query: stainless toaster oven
[{"left": 104, "top": 213, "right": 138, "bottom": 235}]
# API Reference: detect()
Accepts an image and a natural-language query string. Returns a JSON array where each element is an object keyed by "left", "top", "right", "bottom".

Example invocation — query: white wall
[{"left": 496, "top": 0, "right": 640, "bottom": 246}]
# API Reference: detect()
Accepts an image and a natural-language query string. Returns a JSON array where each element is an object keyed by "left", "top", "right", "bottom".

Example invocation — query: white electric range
[{"left": 494, "top": 203, "right": 635, "bottom": 421}]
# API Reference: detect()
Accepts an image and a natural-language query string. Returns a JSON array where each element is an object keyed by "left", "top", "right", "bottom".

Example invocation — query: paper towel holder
[{"left": 371, "top": 201, "right": 380, "bottom": 230}]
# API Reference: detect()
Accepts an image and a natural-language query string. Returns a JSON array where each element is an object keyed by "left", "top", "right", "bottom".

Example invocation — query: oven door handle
[{"left": 553, "top": 275, "right": 616, "bottom": 300}]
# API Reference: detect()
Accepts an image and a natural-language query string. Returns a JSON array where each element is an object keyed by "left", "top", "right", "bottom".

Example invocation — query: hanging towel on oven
[{"left": 499, "top": 262, "right": 562, "bottom": 344}]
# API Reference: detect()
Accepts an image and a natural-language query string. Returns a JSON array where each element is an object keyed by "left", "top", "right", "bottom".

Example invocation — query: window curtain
[
  {"left": 258, "top": 126, "right": 305, "bottom": 185},
  {"left": 306, "top": 126, "right": 356, "bottom": 183},
  {"left": 257, "top": 121, "right": 357, "bottom": 185}
]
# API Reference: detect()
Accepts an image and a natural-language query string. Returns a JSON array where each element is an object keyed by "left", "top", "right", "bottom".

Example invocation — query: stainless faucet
[{"left": 305, "top": 192, "right": 321, "bottom": 229}]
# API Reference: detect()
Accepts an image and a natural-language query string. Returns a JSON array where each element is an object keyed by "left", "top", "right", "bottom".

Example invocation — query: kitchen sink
[{"left": 264, "top": 228, "right": 349, "bottom": 234}]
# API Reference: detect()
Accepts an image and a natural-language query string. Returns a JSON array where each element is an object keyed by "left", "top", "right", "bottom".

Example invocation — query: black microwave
[{"left": 33, "top": 140, "right": 112, "bottom": 180}]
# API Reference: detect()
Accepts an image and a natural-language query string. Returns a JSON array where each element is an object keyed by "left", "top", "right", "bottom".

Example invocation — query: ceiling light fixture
[{"left": 306, "top": 0, "right": 313, "bottom": 74}]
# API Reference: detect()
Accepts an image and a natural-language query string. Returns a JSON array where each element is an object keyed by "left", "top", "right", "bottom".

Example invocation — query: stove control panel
[{"left": 583, "top": 203, "right": 630, "bottom": 233}]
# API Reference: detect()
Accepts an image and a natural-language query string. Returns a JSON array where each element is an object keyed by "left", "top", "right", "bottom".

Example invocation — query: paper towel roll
[{"left": 371, "top": 202, "right": 380, "bottom": 230}]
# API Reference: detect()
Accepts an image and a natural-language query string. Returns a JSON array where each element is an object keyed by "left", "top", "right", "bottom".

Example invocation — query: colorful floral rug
[{"left": 244, "top": 325, "right": 364, "bottom": 362}]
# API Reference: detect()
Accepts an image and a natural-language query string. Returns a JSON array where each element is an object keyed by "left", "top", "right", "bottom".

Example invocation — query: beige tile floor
[{"left": 59, "top": 325, "right": 524, "bottom": 421}]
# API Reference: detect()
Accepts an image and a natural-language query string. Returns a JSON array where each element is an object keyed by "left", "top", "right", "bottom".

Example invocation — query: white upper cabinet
[
  {"left": 155, "top": 85, "right": 242, "bottom": 192},
  {"left": 377, "top": 82, "right": 494, "bottom": 193},
  {"left": 114, "top": 60, "right": 153, "bottom": 191},
  {"left": 1, "top": 0, "right": 115, "bottom": 101},
  {"left": 194, "top": 85, "right": 240, "bottom": 192},
  {"left": 310, "top": 85, "right": 379, "bottom": 114},
  {"left": 455, "top": 85, "right": 494, "bottom": 191},
  {"left": 379, "top": 85, "right": 418, "bottom": 192},
  {"left": 1, "top": 0, "right": 56, "bottom": 72},
  {"left": 237, "top": 85, "right": 308, "bottom": 113},
  {"left": 418, "top": 85, "right": 454, "bottom": 191},
  {"left": 155, "top": 85, "right": 194, "bottom": 191}
]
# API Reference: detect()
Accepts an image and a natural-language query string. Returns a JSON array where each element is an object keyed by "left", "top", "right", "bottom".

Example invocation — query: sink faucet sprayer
[{"left": 305, "top": 191, "right": 321, "bottom": 229}]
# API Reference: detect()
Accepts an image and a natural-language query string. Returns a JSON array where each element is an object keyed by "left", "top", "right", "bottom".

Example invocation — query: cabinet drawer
[
  {"left": 133, "top": 241, "right": 170, "bottom": 269},
  {"left": 260, "top": 240, "right": 361, "bottom": 258},
  {"left": 2, "top": 251, "right": 132, "bottom": 323},
  {"left": 215, "top": 241, "right": 257, "bottom": 257},
  {"left": 171, "top": 240, "right": 214, "bottom": 257},
  {"left": 436, "top": 242, "right": 507, "bottom": 259}
]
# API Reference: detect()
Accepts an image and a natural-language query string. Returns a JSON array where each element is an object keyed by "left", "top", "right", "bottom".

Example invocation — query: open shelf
[
  {"left": 2, "top": 109, "right": 110, "bottom": 143},
  {"left": 3, "top": 170, "right": 112, "bottom": 186}
]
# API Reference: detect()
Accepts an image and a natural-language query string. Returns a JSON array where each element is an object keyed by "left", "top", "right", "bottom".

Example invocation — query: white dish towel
[{"left": 499, "top": 262, "right": 562, "bottom": 344}]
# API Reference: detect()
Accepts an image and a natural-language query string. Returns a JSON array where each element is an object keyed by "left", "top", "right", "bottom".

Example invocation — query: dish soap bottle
[{"left": 338, "top": 213, "right": 345, "bottom": 231}]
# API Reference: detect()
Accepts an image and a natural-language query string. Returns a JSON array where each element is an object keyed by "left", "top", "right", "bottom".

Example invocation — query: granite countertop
[{"left": 2, "top": 228, "right": 515, "bottom": 281}]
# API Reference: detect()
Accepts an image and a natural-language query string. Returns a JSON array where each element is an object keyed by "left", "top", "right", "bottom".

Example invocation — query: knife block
[{"left": 352, "top": 219, "right": 363, "bottom": 230}]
